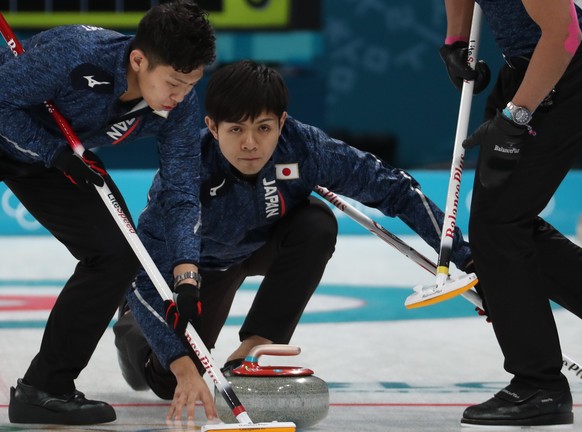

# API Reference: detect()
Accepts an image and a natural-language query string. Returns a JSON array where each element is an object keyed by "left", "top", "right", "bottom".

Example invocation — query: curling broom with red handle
[{"left": 0, "top": 14, "right": 294, "bottom": 432}]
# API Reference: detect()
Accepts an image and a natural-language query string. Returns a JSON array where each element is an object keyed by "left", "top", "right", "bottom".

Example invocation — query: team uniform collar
[{"left": 111, "top": 38, "right": 134, "bottom": 101}]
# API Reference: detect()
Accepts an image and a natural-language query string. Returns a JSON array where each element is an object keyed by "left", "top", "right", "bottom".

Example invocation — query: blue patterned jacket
[
  {"left": 477, "top": 0, "right": 582, "bottom": 58},
  {"left": 128, "top": 116, "right": 472, "bottom": 369},
  {"left": 0, "top": 25, "right": 203, "bottom": 266}
]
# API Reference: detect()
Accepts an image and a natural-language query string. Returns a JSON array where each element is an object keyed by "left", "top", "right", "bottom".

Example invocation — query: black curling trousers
[
  {"left": 203, "top": 196, "right": 338, "bottom": 346},
  {"left": 0, "top": 155, "right": 140, "bottom": 395},
  {"left": 116, "top": 197, "right": 338, "bottom": 399},
  {"left": 469, "top": 50, "right": 582, "bottom": 391}
]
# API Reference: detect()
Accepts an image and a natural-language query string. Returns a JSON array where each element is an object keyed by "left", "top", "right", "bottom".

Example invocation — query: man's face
[
  {"left": 129, "top": 51, "right": 204, "bottom": 111},
  {"left": 206, "top": 112, "right": 287, "bottom": 176}
]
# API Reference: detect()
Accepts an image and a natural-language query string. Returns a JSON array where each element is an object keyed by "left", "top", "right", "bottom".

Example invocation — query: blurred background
[
  {"left": 0, "top": 0, "right": 580, "bottom": 239},
  {"left": 0, "top": 0, "right": 507, "bottom": 169}
]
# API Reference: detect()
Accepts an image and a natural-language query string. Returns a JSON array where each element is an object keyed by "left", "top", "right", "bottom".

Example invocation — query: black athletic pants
[
  {"left": 0, "top": 155, "right": 140, "bottom": 394},
  {"left": 114, "top": 197, "right": 338, "bottom": 399},
  {"left": 469, "top": 49, "right": 582, "bottom": 391}
]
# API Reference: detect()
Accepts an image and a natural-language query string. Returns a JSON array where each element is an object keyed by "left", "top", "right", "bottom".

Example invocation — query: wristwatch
[
  {"left": 173, "top": 271, "right": 202, "bottom": 288},
  {"left": 502, "top": 101, "right": 532, "bottom": 125}
]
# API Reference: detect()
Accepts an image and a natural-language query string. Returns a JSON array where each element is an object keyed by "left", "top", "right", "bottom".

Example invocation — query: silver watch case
[{"left": 506, "top": 101, "right": 532, "bottom": 125}]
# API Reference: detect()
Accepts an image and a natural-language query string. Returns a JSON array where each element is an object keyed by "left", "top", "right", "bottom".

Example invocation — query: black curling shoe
[
  {"left": 9, "top": 378, "right": 116, "bottom": 425},
  {"left": 461, "top": 383, "right": 573, "bottom": 427}
]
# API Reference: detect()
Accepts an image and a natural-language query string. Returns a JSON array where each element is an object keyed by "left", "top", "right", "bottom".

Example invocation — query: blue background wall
[
  {"left": 16, "top": 0, "right": 509, "bottom": 170},
  {"left": 318, "top": 0, "right": 504, "bottom": 168},
  {"left": 1, "top": 170, "right": 580, "bottom": 237},
  {"left": 3, "top": 1, "right": 581, "bottom": 238}
]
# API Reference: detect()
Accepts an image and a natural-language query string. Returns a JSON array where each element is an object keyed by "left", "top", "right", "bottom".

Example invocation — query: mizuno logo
[
  {"left": 80, "top": 25, "right": 103, "bottom": 32},
  {"left": 210, "top": 179, "right": 226, "bottom": 196},
  {"left": 84, "top": 75, "right": 111, "bottom": 88}
]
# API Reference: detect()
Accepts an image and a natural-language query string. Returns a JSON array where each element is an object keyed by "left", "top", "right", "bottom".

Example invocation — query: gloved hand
[
  {"left": 53, "top": 149, "right": 106, "bottom": 191},
  {"left": 463, "top": 111, "right": 530, "bottom": 189},
  {"left": 164, "top": 283, "right": 202, "bottom": 336},
  {"left": 439, "top": 41, "right": 490, "bottom": 94}
]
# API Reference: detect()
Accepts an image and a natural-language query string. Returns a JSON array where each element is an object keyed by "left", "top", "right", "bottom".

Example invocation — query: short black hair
[
  {"left": 205, "top": 60, "right": 289, "bottom": 124},
  {"left": 132, "top": 0, "right": 216, "bottom": 73}
]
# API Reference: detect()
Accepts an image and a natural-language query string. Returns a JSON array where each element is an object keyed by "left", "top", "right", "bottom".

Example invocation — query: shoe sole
[
  {"left": 8, "top": 387, "right": 117, "bottom": 425},
  {"left": 461, "top": 411, "right": 574, "bottom": 428}
]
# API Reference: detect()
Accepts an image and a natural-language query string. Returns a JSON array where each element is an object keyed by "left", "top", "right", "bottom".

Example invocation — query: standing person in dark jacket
[
  {"left": 114, "top": 59, "right": 476, "bottom": 422},
  {"left": 0, "top": 0, "right": 215, "bottom": 425},
  {"left": 440, "top": 0, "right": 582, "bottom": 427}
]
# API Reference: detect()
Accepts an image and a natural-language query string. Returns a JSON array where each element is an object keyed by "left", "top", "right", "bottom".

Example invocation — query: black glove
[
  {"left": 164, "top": 283, "right": 202, "bottom": 336},
  {"left": 463, "top": 111, "right": 530, "bottom": 189},
  {"left": 439, "top": 41, "right": 490, "bottom": 94},
  {"left": 53, "top": 149, "right": 106, "bottom": 191}
]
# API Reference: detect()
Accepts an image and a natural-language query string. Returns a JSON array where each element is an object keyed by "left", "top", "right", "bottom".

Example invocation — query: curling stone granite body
[{"left": 214, "top": 374, "right": 329, "bottom": 428}]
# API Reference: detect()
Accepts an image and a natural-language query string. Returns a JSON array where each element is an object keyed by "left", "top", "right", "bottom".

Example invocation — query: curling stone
[{"left": 214, "top": 344, "right": 329, "bottom": 428}]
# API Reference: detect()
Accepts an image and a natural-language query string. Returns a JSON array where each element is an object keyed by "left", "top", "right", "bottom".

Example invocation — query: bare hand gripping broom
[{"left": 0, "top": 14, "right": 294, "bottom": 432}]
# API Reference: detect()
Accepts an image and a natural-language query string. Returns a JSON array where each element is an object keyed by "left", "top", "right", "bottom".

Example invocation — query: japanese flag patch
[{"left": 275, "top": 163, "right": 300, "bottom": 180}]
